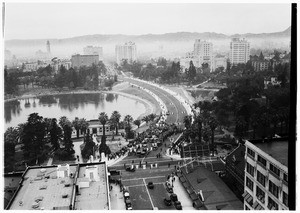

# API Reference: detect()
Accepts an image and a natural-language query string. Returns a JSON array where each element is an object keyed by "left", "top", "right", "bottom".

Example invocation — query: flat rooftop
[
  {"left": 182, "top": 166, "right": 243, "bottom": 210},
  {"left": 254, "top": 140, "right": 288, "bottom": 167},
  {"left": 9, "top": 165, "right": 77, "bottom": 210},
  {"left": 74, "top": 163, "right": 109, "bottom": 210}
]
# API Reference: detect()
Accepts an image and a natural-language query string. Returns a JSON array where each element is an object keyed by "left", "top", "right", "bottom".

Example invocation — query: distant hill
[{"left": 5, "top": 27, "right": 291, "bottom": 59}]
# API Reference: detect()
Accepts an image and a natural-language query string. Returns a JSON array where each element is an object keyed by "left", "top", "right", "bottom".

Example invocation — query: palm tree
[
  {"left": 183, "top": 115, "right": 192, "bottom": 129},
  {"left": 99, "top": 112, "right": 109, "bottom": 137},
  {"left": 142, "top": 115, "right": 150, "bottom": 125},
  {"left": 124, "top": 115, "right": 133, "bottom": 126},
  {"left": 79, "top": 118, "right": 89, "bottom": 137},
  {"left": 110, "top": 111, "right": 121, "bottom": 135},
  {"left": 208, "top": 116, "right": 218, "bottom": 148},
  {"left": 194, "top": 114, "right": 204, "bottom": 143},
  {"left": 72, "top": 117, "right": 81, "bottom": 138},
  {"left": 133, "top": 119, "right": 141, "bottom": 128}
]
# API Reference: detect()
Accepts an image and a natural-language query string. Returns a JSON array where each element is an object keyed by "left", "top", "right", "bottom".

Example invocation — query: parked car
[
  {"left": 125, "top": 199, "right": 133, "bottom": 210},
  {"left": 165, "top": 181, "right": 173, "bottom": 193},
  {"left": 174, "top": 201, "right": 182, "bottom": 210},
  {"left": 147, "top": 182, "right": 154, "bottom": 189},
  {"left": 126, "top": 167, "right": 135, "bottom": 172},
  {"left": 170, "top": 193, "right": 178, "bottom": 202},
  {"left": 164, "top": 197, "right": 172, "bottom": 206}
]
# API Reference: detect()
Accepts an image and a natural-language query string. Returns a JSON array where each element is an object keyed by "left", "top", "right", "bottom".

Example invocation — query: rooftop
[
  {"left": 8, "top": 165, "right": 77, "bottom": 210},
  {"left": 254, "top": 140, "right": 288, "bottom": 167},
  {"left": 74, "top": 163, "right": 109, "bottom": 210},
  {"left": 182, "top": 166, "right": 243, "bottom": 210},
  {"left": 7, "top": 162, "right": 109, "bottom": 210}
]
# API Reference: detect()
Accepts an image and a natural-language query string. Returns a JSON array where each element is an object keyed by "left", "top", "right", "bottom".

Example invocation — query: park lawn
[{"left": 128, "top": 185, "right": 153, "bottom": 210}]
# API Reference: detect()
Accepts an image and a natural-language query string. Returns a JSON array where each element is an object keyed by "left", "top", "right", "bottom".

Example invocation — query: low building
[
  {"left": 83, "top": 46, "right": 103, "bottom": 61},
  {"left": 213, "top": 56, "right": 227, "bottom": 71},
  {"left": 71, "top": 54, "right": 99, "bottom": 68},
  {"left": 243, "top": 139, "right": 288, "bottom": 210},
  {"left": 24, "top": 62, "right": 38, "bottom": 72},
  {"left": 6, "top": 162, "right": 110, "bottom": 210}
]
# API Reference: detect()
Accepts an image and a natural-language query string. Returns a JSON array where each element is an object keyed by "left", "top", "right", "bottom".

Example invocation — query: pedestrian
[
  {"left": 168, "top": 163, "right": 170, "bottom": 168},
  {"left": 140, "top": 161, "right": 142, "bottom": 167},
  {"left": 146, "top": 161, "right": 148, "bottom": 166},
  {"left": 124, "top": 163, "right": 126, "bottom": 169},
  {"left": 132, "top": 160, "right": 134, "bottom": 164}
]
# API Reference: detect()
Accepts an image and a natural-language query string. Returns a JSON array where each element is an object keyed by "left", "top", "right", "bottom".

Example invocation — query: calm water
[{"left": 5, "top": 93, "right": 146, "bottom": 129}]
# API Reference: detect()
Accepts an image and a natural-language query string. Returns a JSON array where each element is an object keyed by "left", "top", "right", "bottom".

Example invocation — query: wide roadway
[{"left": 122, "top": 76, "right": 188, "bottom": 127}]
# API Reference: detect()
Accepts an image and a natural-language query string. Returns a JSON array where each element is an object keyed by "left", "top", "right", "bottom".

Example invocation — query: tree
[
  {"left": 183, "top": 115, "right": 192, "bottom": 129},
  {"left": 72, "top": 117, "right": 81, "bottom": 138},
  {"left": 124, "top": 115, "right": 133, "bottom": 126},
  {"left": 110, "top": 111, "right": 121, "bottom": 135},
  {"left": 133, "top": 119, "right": 141, "bottom": 128},
  {"left": 4, "top": 127, "right": 19, "bottom": 171},
  {"left": 250, "top": 113, "right": 259, "bottom": 139},
  {"left": 98, "top": 112, "right": 109, "bottom": 137},
  {"left": 208, "top": 116, "right": 218, "bottom": 148},
  {"left": 79, "top": 118, "right": 89, "bottom": 136},
  {"left": 49, "top": 118, "right": 62, "bottom": 150},
  {"left": 81, "top": 131, "right": 95, "bottom": 159},
  {"left": 59, "top": 116, "right": 74, "bottom": 155},
  {"left": 123, "top": 115, "right": 133, "bottom": 139},
  {"left": 21, "top": 113, "right": 47, "bottom": 165},
  {"left": 187, "top": 61, "right": 196, "bottom": 82}
]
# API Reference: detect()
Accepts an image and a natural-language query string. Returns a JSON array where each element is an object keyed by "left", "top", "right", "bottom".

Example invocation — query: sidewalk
[{"left": 109, "top": 182, "right": 126, "bottom": 210}]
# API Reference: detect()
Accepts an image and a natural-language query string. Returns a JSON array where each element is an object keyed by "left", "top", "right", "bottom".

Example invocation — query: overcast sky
[{"left": 4, "top": 3, "right": 291, "bottom": 40}]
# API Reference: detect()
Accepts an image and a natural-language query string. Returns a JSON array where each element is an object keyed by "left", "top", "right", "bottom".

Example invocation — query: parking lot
[{"left": 116, "top": 166, "right": 193, "bottom": 210}]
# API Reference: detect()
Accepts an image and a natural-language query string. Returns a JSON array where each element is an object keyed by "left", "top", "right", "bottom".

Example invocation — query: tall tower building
[
  {"left": 229, "top": 38, "right": 250, "bottom": 65},
  {"left": 193, "top": 39, "right": 213, "bottom": 70},
  {"left": 46, "top": 40, "right": 51, "bottom": 54},
  {"left": 115, "top": 41, "right": 137, "bottom": 64}
]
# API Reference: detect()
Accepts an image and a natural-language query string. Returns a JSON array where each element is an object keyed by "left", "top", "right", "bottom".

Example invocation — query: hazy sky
[{"left": 4, "top": 3, "right": 291, "bottom": 40}]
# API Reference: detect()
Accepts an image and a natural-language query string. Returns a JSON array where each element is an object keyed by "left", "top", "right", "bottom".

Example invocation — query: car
[
  {"left": 126, "top": 167, "right": 136, "bottom": 172},
  {"left": 125, "top": 199, "right": 133, "bottom": 210},
  {"left": 164, "top": 197, "right": 172, "bottom": 206},
  {"left": 170, "top": 193, "right": 178, "bottom": 202},
  {"left": 147, "top": 182, "right": 154, "bottom": 189},
  {"left": 165, "top": 182, "right": 174, "bottom": 193}
]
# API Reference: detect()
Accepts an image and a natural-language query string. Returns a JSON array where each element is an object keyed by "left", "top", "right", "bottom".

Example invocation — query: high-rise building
[
  {"left": 46, "top": 40, "right": 51, "bottom": 54},
  {"left": 115, "top": 41, "right": 137, "bottom": 64},
  {"left": 193, "top": 39, "right": 213, "bottom": 71},
  {"left": 243, "top": 139, "right": 288, "bottom": 210},
  {"left": 71, "top": 54, "right": 99, "bottom": 68},
  {"left": 229, "top": 38, "right": 250, "bottom": 65},
  {"left": 83, "top": 46, "right": 103, "bottom": 61}
]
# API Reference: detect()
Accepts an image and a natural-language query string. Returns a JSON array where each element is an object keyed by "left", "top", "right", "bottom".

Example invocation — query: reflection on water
[{"left": 5, "top": 93, "right": 146, "bottom": 129}]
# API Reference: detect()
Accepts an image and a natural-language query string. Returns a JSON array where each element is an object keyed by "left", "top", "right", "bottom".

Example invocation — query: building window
[
  {"left": 283, "top": 191, "right": 288, "bottom": 207},
  {"left": 269, "top": 163, "right": 280, "bottom": 177},
  {"left": 257, "top": 171, "right": 266, "bottom": 187},
  {"left": 256, "top": 186, "right": 265, "bottom": 204},
  {"left": 257, "top": 155, "right": 267, "bottom": 167},
  {"left": 283, "top": 173, "right": 288, "bottom": 183},
  {"left": 268, "top": 196, "right": 279, "bottom": 210},
  {"left": 246, "top": 162, "right": 255, "bottom": 177},
  {"left": 246, "top": 177, "right": 253, "bottom": 191},
  {"left": 269, "top": 180, "right": 279, "bottom": 198},
  {"left": 247, "top": 148, "right": 255, "bottom": 158}
]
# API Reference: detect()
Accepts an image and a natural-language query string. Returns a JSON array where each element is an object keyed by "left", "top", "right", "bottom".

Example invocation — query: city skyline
[{"left": 4, "top": 3, "right": 291, "bottom": 40}]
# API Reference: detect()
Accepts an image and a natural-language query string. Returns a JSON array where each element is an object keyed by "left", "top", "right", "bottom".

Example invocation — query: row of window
[
  {"left": 247, "top": 148, "right": 287, "bottom": 181},
  {"left": 246, "top": 176, "right": 288, "bottom": 208}
]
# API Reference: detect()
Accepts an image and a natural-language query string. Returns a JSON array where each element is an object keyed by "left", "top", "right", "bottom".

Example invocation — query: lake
[{"left": 4, "top": 93, "right": 146, "bottom": 129}]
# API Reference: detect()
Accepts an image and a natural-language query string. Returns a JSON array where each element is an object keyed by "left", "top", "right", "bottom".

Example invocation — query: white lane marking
[
  {"left": 143, "top": 178, "right": 155, "bottom": 209},
  {"left": 127, "top": 182, "right": 165, "bottom": 188},
  {"left": 122, "top": 175, "right": 166, "bottom": 181}
]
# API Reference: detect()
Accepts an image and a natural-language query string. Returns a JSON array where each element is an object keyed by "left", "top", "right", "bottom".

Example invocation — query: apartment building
[
  {"left": 115, "top": 41, "right": 137, "bottom": 64},
  {"left": 71, "top": 54, "right": 99, "bottom": 68},
  {"left": 243, "top": 139, "right": 288, "bottom": 210},
  {"left": 229, "top": 38, "right": 250, "bottom": 65},
  {"left": 83, "top": 46, "right": 103, "bottom": 61}
]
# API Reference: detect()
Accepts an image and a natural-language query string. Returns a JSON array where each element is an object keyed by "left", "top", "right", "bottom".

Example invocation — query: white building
[
  {"left": 83, "top": 46, "right": 103, "bottom": 61},
  {"left": 24, "top": 62, "right": 38, "bottom": 72},
  {"left": 229, "top": 38, "right": 250, "bottom": 65},
  {"left": 213, "top": 56, "right": 228, "bottom": 71},
  {"left": 115, "top": 41, "right": 137, "bottom": 64},
  {"left": 243, "top": 140, "right": 288, "bottom": 210},
  {"left": 193, "top": 39, "right": 213, "bottom": 71}
]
